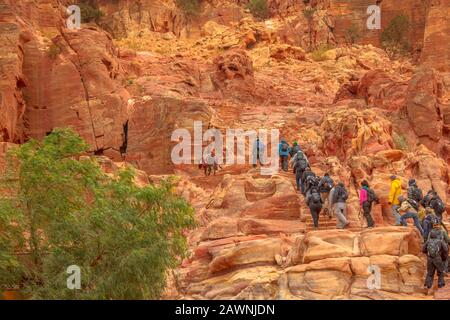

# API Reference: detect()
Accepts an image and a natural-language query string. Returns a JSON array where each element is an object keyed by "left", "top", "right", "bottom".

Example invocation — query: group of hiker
[
  {"left": 279, "top": 139, "right": 449, "bottom": 290},
  {"left": 200, "top": 137, "right": 449, "bottom": 290},
  {"left": 199, "top": 149, "right": 222, "bottom": 176},
  {"left": 278, "top": 139, "right": 352, "bottom": 231},
  {"left": 388, "top": 175, "right": 449, "bottom": 289}
]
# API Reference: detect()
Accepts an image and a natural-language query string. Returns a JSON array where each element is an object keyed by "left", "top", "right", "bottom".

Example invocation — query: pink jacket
[{"left": 359, "top": 188, "right": 368, "bottom": 207}]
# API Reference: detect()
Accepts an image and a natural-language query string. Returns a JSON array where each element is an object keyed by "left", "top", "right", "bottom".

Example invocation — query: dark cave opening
[{"left": 120, "top": 120, "right": 129, "bottom": 156}]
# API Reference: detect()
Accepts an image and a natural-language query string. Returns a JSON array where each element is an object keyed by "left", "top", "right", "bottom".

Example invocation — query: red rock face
[
  {"left": 329, "top": 0, "right": 428, "bottom": 48},
  {"left": 96, "top": 0, "right": 187, "bottom": 38},
  {"left": 0, "top": 3, "right": 26, "bottom": 143},
  {"left": 212, "top": 49, "right": 256, "bottom": 100},
  {"left": 406, "top": 67, "right": 444, "bottom": 152},
  {"left": 1, "top": 0, "right": 130, "bottom": 158},
  {"left": 421, "top": 0, "right": 450, "bottom": 72}
]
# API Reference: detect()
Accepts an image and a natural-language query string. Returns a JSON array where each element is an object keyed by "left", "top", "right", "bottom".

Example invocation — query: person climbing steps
[
  {"left": 306, "top": 185, "right": 323, "bottom": 230},
  {"left": 330, "top": 182, "right": 350, "bottom": 229},
  {"left": 423, "top": 227, "right": 448, "bottom": 291},
  {"left": 359, "top": 180, "right": 379, "bottom": 228},
  {"left": 388, "top": 175, "right": 403, "bottom": 226}
]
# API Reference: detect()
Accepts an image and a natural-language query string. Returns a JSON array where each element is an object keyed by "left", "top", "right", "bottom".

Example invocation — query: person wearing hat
[
  {"left": 388, "top": 175, "right": 402, "bottom": 226},
  {"left": 289, "top": 141, "right": 301, "bottom": 158}
]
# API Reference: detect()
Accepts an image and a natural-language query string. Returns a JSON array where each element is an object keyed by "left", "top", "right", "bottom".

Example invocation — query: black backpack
[
  {"left": 432, "top": 198, "right": 446, "bottom": 215},
  {"left": 310, "top": 188, "right": 322, "bottom": 205},
  {"left": 321, "top": 176, "right": 334, "bottom": 192},
  {"left": 367, "top": 188, "right": 378, "bottom": 204},
  {"left": 407, "top": 199, "right": 419, "bottom": 211},
  {"left": 297, "top": 158, "right": 308, "bottom": 171},
  {"left": 307, "top": 175, "right": 318, "bottom": 188},
  {"left": 333, "top": 186, "right": 348, "bottom": 203},
  {"left": 427, "top": 238, "right": 442, "bottom": 258},
  {"left": 409, "top": 186, "right": 423, "bottom": 202}
]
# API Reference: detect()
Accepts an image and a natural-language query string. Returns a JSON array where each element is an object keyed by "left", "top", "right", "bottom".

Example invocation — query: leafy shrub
[
  {"left": 393, "top": 132, "right": 409, "bottom": 150},
  {"left": 310, "top": 45, "right": 332, "bottom": 62},
  {"left": 345, "top": 22, "right": 361, "bottom": 44},
  {"left": 47, "top": 44, "right": 61, "bottom": 60},
  {"left": 302, "top": 7, "right": 317, "bottom": 51},
  {"left": 78, "top": 0, "right": 104, "bottom": 23},
  {"left": 381, "top": 14, "right": 411, "bottom": 56},
  {"left": 0, "top": 128, "right": 196, "bottom": 299},
  {"left": 247, "top": 0, "right": 270, "bottom": 20},
  {"left": 302, "top": 7, "right": 316, "bottom": 21}
]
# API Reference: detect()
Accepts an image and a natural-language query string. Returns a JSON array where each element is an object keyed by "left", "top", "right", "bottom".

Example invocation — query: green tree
[
  {"left": 0, "top": 128, "right": 195, "bottom": 299},
  {"left": 303, "top": 7, "right": 317, "bottom": 52},
  {"left": 247, "top": 0, "right": 270, "bottom": 20},
  {"left": 381, "top": 14, "right": 411, "bottom": 56},
  {"left": 0, "top": 200, "right": 25, "bottom": 292},
  {"left": 176, "top": 0, "right": 201, "bottom": 17},
  {"left": 78, "top": 0, "right": 104, "bottom": 23},
  {"left": 345, "top": 22, "right": 361, "bottom": 45}
]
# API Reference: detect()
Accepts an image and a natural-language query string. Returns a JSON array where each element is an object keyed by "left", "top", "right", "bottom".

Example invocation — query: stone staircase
[
  {"left": 279, "top": 169, "right": 364, "bottom": 233},
  {"left": 433, "top": 275, "right": 450, "bottom": 299}
]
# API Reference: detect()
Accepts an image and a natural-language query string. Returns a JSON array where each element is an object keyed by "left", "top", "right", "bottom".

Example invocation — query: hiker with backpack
[
  {"left": 301, "top": 167, "right": 315, "bottom": 195},
  {"left": 429, "top": 192, "right": 446, "bottom": 221},
  {"left": 290, "top": 150, "right": 308, "bottom": 169},
  {"left": 359, "top": 180, "right": 379, "bottom": 228},
  {"left": 388, "top": 175, "right": 403, "bottom": 226},
  {"left": 278, "top": 139, "right": 290, "bottom": 172},
  {"left": 421, "top": 190, "right": 435, "bottom": 208},
  {"left": 398, "top": 195, "right": 424, "bottom": 236},
  {"left": 204, "top": 149, "right": 221, "bottom": 176},
  {"left": 407, "top": 179, "right": 423, "bottom": 203},
  {"left": 318, "top": 173, "right": 334, "bottom": 218},
  {"left": 423, "top": 228, "right": 448, "bottom": 290},
  {"left": 252, "top": 137, "right": 265, "bottom": 168},
  {"left": 293, "top": 152, "right": 309, "bottom": 191},
  {"left": 330, "top": 182, "right": 350, "bottom": 229},
  {"left": 306, "top": 184, "right": 323, "bottom": 230},
  {"left": 423, "top": 208, "right": 442, "bottom": 241},
  {"left": 305, "top": 173, "right": 319, "bottom": 197},
  {"left": 289, "top": 141, "right": 301, "bottom": 158}
]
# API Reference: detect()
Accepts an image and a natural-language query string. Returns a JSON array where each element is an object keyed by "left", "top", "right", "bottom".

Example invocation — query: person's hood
[
  {"left": 408, "top": 178, "right": 417, "bottom": 187},
  {"left": 297, "top": 151, "right": 304, "bottom": 157},
  {"left": 337, "top": 182, "right": 344, "bottom": 188},
  {"left": 362, "top": 186, "right": 370, "bottom": 191}
]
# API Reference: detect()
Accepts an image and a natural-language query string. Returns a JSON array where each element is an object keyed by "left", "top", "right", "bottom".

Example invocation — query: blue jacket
[{"left": 278, "top": 141, "right": 290, "bottom": 156}]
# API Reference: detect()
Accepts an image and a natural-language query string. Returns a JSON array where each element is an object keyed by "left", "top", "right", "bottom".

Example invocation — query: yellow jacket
[{"left": 388, "top": 178, "right": 402, "bottom": 205}]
